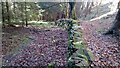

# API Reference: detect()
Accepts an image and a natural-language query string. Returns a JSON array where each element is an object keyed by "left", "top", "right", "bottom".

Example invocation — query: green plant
[
  {"left": 48, "top": 63, "right": 54, "bottom": 68},
  {"left": 55, "top": 19, "right": 93, "bottom": 67},
  {"left": 21, "top": 37, "right": 30, "bottom": 44}
]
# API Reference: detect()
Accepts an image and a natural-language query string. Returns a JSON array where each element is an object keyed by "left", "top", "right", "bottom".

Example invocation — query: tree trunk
[
  {"left": 1, "top": 2, "right": 5, "bottom": 27},
  {"left": 104, "top": 8, "right": 120, "bottom": 35},
  {"left": 25, "top": 2, "right": 28, "bottom": 27},
  {"left": 21, "top": 3, "right": 24, "bottom": 27},
  {"left": 65, "top": 3, "right": 69, "bottom": 18},
  {"left": 68, "top": 2, "right": 75, "bottom": 18},
  {"left": 6, "top": 1, "right": 11, "bottom": 25},
  {"left": 13, "top": 2, "right": 17, "bottom": 24},
  {"left": 117, "top": 1, "right": 120, "bottom": 9}
]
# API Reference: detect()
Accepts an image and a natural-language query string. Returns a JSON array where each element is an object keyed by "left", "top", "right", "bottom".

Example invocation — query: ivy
[{"left": 55, "top": 19, "right": 93, "bottom": 68}]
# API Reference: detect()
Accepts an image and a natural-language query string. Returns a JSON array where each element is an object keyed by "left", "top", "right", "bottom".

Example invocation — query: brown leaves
[
  {"left": 80, "top": 19, "right": 120, "bottom": 66},
  {"left": 3, "top": 27, "right": 68, "bottom": 66}
]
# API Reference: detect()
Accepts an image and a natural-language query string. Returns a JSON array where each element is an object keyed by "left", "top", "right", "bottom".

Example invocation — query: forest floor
[
  {"left": 80, "top": 17, "right": 120, "bottom": 66},
  {"left": 2, "top": 26, "right": 68, "bottom": 66},
  {"left": 2, "top": 16, "right": 120, "bottom": 67}
]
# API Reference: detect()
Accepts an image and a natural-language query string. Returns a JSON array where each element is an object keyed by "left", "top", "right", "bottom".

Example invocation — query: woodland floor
[
  {"left": 2, "top": 17, "right": 120, "bottom": 67},
  {"left": 80, "top": 17, "right": 120, "bottom": 66},
  {"left": 2, "top": 26, "right": 68, "bottom": 66}
]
